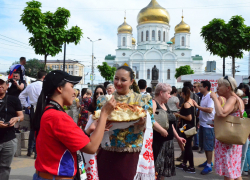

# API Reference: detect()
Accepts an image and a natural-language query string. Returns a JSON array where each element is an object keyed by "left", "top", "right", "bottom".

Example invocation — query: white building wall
[
  {"left": 175, "top": 33, "right": 190, "bottom": 49},
  {"left": 117, "top": 33, "right": 132, "bottom": 49},
  {"left": 137, "top": 23, "right": 170, "bottom": 49}
]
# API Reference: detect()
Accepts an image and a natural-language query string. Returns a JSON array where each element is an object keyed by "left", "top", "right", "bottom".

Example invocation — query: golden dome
[
  {"left": 118, "top": 17, "right": 132, "bottom": 34},
  {"left": 170, "top": 36, "right": 175, "bottom": 44},
  {"left": 132, "top": 37, "right": 136, "bottom": 45},
  {"left": 175, "top": 16, "right": 190, "bottom": 34},
  {"left": 137, "top": 0, "right": 170, "bottom": 25}
]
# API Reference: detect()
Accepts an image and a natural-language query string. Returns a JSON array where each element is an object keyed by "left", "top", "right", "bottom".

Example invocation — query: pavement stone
[{"left": 9, "top": 147, "right": 249, "bottom": 180}]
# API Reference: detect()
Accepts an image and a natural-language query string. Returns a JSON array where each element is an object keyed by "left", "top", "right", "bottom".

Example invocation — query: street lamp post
[
  {"left": 87, "top": 37, "right": 101, "bottom": 92},
  {"left": 84, "top": 72, "right": 89, "bottom": 85}
]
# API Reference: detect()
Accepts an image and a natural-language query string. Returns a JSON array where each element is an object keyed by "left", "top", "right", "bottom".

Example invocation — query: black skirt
[{"left": 153, "top": 140, "right": 176, "bottom": 179}]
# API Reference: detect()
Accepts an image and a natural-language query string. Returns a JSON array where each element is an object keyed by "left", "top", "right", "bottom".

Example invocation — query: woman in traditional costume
[{"left": 85, "top": 66, "right": 168, "bottom": 180}]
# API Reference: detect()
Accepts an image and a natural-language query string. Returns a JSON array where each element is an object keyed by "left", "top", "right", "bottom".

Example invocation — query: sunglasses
[
  {"left": 193, "top": 86, "right": 197, "bottom": 88},
  {"left": 96, "top": 92, "right": 104, "bottom": 95},
  {"left": 224, "top": 76, "right": 232, "bottom": 89}
]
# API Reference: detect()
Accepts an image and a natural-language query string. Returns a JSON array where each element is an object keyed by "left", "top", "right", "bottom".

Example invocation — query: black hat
[{"left": 43, "top": 70, "right": 82, "bottom": 96}]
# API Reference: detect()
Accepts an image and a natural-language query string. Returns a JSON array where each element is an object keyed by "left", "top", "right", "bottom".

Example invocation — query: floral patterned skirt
[
  {"left": 153, "top": 140, "right": 176, "bottom": 179},
  {"left": 214, "top": 139, "right": 242, "bottom": 179}
]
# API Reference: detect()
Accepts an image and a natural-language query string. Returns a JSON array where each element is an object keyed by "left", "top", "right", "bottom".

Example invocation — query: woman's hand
[
  {"left": 101, "top": 96, "right": 116, "bottom": 116},
  {"left": 174, "top": 112, "right": 180, "bottom": 117},
  {"left": 134, "top": 116, "right": 146, "bottom": 126},
  {"left": 243, "top": 98, "right": 248, "bottom": 104},
  {"left": 177, "top": 137, "right": 186, "bottom": 151},
  {"left": 210, "top": 92, "right": 217, "bottom": 100},
  {"left": 160, "top": 129, "right": 168, "bottom": 137},
  {"left": 86, "top": 120, "right": 113, "bottom": 135}
]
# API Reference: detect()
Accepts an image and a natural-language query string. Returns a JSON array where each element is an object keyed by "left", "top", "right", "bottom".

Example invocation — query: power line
[
  {"left": 1, "top": 42, "right": 34, "bottom": 50},
  {"left": 0, "top": 34, "right": 30, "bottom": 47}
]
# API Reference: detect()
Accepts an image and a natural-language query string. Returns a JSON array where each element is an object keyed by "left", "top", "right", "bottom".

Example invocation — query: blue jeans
[
  {"left": 33, "top": 173, "right": 55, "bottom": 180},
  {"left": 242, "top": 139, "right": 250, "bottom": 172},
  {"left": 28, "top": 129, "right": 36, "bottom": 154},
  {"left": 194, "top": 129, "right": 199, "bottom": 147}
]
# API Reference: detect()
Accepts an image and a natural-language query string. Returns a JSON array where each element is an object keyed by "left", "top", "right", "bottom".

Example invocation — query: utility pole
[
  {"left": 63, "top": 43, "right": 66, "bottom": 72},
  {"left": 87, "top": 37, "right": 102, "bottom": 92},
  {"left": 91, "top": 42, "right": 94, "bottom": 92},
  {"left": 223, "top": 57, "right": 225, "bottom": 76},
  {"left": 84, "top": 72, "right": 89, "bottom": 85}
]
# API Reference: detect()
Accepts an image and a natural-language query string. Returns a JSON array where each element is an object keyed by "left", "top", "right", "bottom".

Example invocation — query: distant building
[
  {"left": 40, "top": 60, "right": 85, "bottom": 84},
  {"left": 105, "top": 0, "right": 203, "bottom": 87}
]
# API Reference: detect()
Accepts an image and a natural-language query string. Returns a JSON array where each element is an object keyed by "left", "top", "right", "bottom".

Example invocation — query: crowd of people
[{"left": 0, "top": 59, "right": 250, "bottom": 180}]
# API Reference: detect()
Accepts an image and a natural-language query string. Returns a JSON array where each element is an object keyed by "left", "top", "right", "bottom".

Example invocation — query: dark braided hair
[{"left": 117, "top": 66, "right": 140, "bottom": 94}]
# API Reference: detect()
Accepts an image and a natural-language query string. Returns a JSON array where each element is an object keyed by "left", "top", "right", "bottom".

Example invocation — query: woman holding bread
[
  {"left": 32, "top": 70, "right": 116, "bottom": 180},
  {"left": 152, "top": 83, "right": 186, "bottom": 180},
  {"left": 94, "top": 66, "right": 169, "bottom": 180}
]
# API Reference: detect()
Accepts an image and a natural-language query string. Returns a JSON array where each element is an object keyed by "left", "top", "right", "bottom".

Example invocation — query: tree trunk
[
  {"left": 232, "top": 56, "right": 235, "bottom": 78},
  {"left": 44, "top": 55, "right": 47, "bottom": 71}
]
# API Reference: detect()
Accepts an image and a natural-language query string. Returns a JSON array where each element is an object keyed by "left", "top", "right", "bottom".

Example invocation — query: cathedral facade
[{"left": 105, "top": 0, "right": 203, "bottom": 87}]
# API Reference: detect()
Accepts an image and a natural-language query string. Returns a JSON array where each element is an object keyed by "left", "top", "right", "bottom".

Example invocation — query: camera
[{"left": 8, "top": 79, "right": 14, "bottom": 83}]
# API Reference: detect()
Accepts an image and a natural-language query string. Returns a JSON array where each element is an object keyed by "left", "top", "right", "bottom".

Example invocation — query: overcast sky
[{"left": 0, "top": 0, "right": 249, "bottom": 84}]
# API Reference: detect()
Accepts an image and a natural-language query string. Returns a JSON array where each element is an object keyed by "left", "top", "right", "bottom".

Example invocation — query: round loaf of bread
[{"left": 92, "top": 103, "right": 146, "bottom": 122}]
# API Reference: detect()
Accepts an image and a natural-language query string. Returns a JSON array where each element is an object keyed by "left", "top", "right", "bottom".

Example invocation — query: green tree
[
  {"left": 201, "top": 15, "right": 250, "bottom": 77},
  {"left": 97, "top": 62, "right": 116, "bottom": 81},
  {"left": 20, "top": 0, "right": 83, "bottom": 69},
  {"left": 24, "top": 58, "right": 52, "bottom": 78},
  {"left": 175, "top": 65, "right": 194, "bottom": 79}
]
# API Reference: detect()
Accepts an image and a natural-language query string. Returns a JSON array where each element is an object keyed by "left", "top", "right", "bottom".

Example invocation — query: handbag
[
  {"left": 183, "top": 103, "right": 197, "bottom": 138},
  {"left": 214, "top": 97, "right": 250, "bottom": 145},
  {"left": 154, "top": 109, "right": 169, "bottom": 130}
]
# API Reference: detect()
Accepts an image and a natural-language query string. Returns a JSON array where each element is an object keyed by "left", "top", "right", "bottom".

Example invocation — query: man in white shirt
[
  {"left": 19, "top": 70, "right": 47, "bottom": 158},
  {"left": 138, "top": 79, "right": 150, "bottom": 96},
  {"left": 193, "top": 80, "right": 215, "bottom": 175}
]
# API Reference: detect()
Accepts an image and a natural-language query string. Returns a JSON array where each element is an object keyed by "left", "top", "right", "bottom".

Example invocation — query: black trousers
[
  {"left": 28, "top": 106, "right": 36, "bottom": 153},
  {"left": 183, "top": 135, "right": 194, "bottom": 167}
]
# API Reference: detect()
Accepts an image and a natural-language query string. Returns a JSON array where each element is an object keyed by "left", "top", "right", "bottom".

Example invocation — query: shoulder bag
[
  {"left": 154, "top": 109, "right": 169, "bottom": 130},
  {"left": 214, "top": 97, "right": 250, "bottom": 145},
  {"left": 183, "top": 102, "right": 197, "bottom": 138}
]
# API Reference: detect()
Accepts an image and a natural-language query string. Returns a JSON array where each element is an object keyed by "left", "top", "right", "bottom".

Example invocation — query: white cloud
[{"left": 0, "top": 0, "right": 249, "bottom": 81}]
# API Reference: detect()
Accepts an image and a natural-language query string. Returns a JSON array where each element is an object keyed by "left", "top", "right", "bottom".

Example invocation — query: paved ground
[{"left": 10, "top": 147, "right": 249, "bottom": 180}]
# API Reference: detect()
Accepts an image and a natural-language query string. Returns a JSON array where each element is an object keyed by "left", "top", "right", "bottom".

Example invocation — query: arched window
[
  {"left": 146, "top": 31, "right": 149, "bottom": 41},
  {"left": 167, "top": 69, "right": 170, "bottom": 80},
  {"left": 182, "top": 36, "right": 185, "bottom": 46},
  {"left": 152, "top": 30, "right": 155, "bottom": 41},
  {"left": 147, "top": 69, "right": 150, "bottom": 79},
  {"left": 158, "top": 30, "right": 161, "bottom": 41},
  {"left": 141, "top": 31, "right": 143, "bottom": 42},
  {"left": 163, "top": 31, "right": 166, "bottom": 41},
  {"left": 123, "top": 37, "right": 126, "bottom": 46}
]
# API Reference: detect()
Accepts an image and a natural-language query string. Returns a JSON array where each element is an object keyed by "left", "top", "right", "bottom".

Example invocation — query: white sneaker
[{"left": 242, "top": 171, "right": 248, "bottom": 176}]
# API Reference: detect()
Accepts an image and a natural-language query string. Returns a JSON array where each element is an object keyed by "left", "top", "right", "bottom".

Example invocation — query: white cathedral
[{"left": 105, "top": 0, "right": 203, "bottom": 87}]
